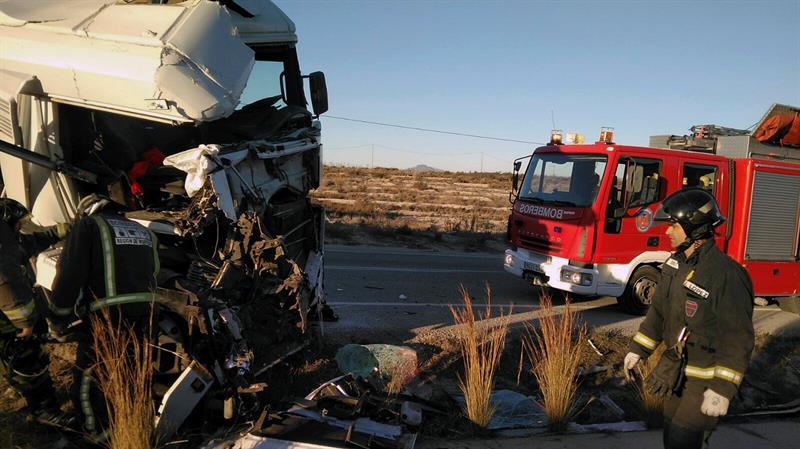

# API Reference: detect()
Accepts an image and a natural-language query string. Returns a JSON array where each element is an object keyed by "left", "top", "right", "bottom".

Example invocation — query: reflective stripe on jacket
[
  {"left": 0, "top": 221, "right": 37, "bottom": 329},
  {"left": 629, "top": 240, "right": 754, "bottom": 400},
  {"left": 50, "top": 214, "right": 159, "bottom": 317}
]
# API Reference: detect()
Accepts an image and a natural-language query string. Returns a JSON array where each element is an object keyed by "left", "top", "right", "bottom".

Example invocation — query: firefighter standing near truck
[
  {"left": 0, "top": 198, "right": 73, "bottom": 427},
  {"left": 623, "top": 188, "right": 754, "bottom": 449},
  {"left": 48, "top": 194, "right": 160, "bottom": 436}
]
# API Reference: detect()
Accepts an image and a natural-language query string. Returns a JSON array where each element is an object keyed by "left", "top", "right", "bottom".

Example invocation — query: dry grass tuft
[
  {"left": 521, "top": 293, "right": 586, "bottom": 432},
  {"left": 633, "top": 344, "right": 666, "bottom": 428},
  {"left": 383, "top": 356, "right": 418, "bottom": 397},
  {"left": 449, "top": 285, "right": 512, "bottom": 430},
  {"left": 91, "top": 308, "right": 155, "bottom": 449}
]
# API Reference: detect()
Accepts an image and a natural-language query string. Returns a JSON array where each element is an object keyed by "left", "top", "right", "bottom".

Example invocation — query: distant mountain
[{"left": 408, "top": 164, "right": 443, "bottom": 172}]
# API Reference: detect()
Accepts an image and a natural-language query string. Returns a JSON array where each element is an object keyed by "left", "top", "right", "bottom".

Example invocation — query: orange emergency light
[
  {"left": 599, "top": 127, "right": 615, "bottom": 144},
  {"left": 550, "top": 129, "right": 564, "bottom": 145}
]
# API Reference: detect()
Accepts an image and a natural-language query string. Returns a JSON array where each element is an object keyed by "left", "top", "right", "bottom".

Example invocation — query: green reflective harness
[
  {"left": 80, "top": 216, "right": 159, "bottom": 433},
  {"left": 89, "top": 215, "right": 158, "bottom": 311}
]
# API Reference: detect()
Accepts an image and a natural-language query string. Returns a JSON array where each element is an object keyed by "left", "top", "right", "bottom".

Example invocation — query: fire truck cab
[{"left": 504, "top": 104, "right": 800, "bottom": 315}]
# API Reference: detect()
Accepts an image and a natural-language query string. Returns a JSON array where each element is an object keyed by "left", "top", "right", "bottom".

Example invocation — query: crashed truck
[{"left": 0, "top": 0, "right": 331, "bottom": 436}]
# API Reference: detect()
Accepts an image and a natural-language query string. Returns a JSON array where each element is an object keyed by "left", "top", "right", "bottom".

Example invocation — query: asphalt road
[{"left": 321, "top": 244, "right": 800, "bottom": 343}]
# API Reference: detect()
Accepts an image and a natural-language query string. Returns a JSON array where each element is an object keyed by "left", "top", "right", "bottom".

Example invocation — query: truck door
[{"left": 597, "top": 156, "right": 669, "bottom": 265}]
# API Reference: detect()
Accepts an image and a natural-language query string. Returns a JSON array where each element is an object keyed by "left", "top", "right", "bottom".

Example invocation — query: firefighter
[
  {"left": 0, "top": 198, "right": 72, "bottom": 427},
  {"left": 623, "top": 188, "right": 754, "bottom": 449},
  {"left": 48, "top": 194, "right": 160, "bottom": 436}
]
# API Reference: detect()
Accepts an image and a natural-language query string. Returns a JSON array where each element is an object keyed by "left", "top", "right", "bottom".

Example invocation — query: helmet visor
[{"left": 653, "top": 202, "right": 672, "bottom": 222}]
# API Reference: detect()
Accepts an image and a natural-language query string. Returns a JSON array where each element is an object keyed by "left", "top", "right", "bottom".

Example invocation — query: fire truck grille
[{"left": 519, "top": 236, "right": 562, "bottom": 253}]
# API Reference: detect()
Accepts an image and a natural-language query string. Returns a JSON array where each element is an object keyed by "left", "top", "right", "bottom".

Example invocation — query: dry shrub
[
  {"left": 383, "top": 356, "right": 418, "bottom": 397},
  {"left": 521, "top": 293, "right": 586, "bottom": 432},
  {"left": 449, "top": 285, "right": 512, "bottom": 430},
  {"left": 633, "top": 344, "right": 666, "bottom": 428},
  {"left": 91, "top": 307, "right": 155, "bottom": 449}
]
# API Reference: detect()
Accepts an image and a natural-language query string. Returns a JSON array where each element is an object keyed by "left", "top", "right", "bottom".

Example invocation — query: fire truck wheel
[{"left": 619, "top": 265, "right": 661, "bottom": 315}]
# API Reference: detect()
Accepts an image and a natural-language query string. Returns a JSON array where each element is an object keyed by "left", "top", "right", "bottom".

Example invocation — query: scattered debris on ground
[{"left": 3, "top": 323, "right": 799, "bottom": 447}]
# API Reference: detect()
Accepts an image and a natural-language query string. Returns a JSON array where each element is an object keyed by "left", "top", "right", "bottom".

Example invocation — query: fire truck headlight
[
  {"left": 504, "top": 254, "right": 514, "bottom": 266},
  {"left": 560, "top": 269, "right": 593, "bottom": 286}
]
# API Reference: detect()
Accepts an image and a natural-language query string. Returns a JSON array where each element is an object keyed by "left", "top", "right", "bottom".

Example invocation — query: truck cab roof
[
  {"left": 0, "top": 0, "right": 296, "bottom": 123},
  {"left": 534, "top": 143, "right": 730, "bottom": 163}
]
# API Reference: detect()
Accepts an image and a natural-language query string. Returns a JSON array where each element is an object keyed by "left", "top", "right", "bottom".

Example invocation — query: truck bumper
[{"left": 504, "top": 247, "right": 598, "bottom": 295}]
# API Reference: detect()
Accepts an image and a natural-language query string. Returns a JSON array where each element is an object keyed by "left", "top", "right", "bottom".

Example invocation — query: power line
[
  {"left": 324, "top": 144, "right": 372, "bottom": 151},
  {"left": 324, "top": 115, "right": 545, "bottom": 145},
  {"left": 375, "top": 143, "right": 481, "bottom": 157}
]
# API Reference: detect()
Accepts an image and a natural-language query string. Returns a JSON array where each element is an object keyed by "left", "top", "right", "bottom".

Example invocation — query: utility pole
[
  {"left": 371, "top": 144, "right": 374, "bottom": 169},
  {"left": 480, "top": 152, "right": 484, "bottom": 173}
]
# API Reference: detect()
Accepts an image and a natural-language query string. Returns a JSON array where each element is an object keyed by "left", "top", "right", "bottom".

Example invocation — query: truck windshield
[
  {"left": 519, "top": 153, "right": 607, "bottom": 207},
  {"left": 238, "top": 45, "right": 308, "bottom": 110},
  {"left": 238, "top": 60, "right": 287, "bottom": 109}
]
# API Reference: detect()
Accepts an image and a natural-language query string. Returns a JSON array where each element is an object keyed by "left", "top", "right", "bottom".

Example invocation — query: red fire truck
[{"left": 504, "top": 104, "right": 800, "bottom": 315}]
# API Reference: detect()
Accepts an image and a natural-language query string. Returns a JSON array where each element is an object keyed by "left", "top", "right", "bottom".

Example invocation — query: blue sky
[{"left": 272, "top": 0, "right": 800, "bottom": 172}]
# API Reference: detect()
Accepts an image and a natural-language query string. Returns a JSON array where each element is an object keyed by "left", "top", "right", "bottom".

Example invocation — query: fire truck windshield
[{"left": 518, "top": 153, "right": 607, "bottom": 207}]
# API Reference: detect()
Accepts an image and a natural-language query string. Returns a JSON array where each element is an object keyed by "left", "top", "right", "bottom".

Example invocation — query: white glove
[
  {"left": 623, "top": 352, "right": 641, "bottom": 382},
  {"left": 701, "top": 389, "right": 729, "bottom": 417}
]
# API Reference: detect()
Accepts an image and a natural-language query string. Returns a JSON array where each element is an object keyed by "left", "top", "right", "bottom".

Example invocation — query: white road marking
[
  {"left": 329, "top": 301, "right": 538, "bottom": 309},
  {"left": 326, "top": 247, "right": 499, "bottom": 259},
  {"left": 326, "top": 265, "right": 502, "bottom": 273},
  {"left": 328, "top": 301, "right": 777, "bottom": 312}
]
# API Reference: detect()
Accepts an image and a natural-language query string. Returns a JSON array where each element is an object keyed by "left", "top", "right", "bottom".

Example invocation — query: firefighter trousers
[
  {"left": 662, "top": 380, "right": 718, "bottom": 449},
  {"left": 0, "top": 329, "right": 55, "bottom": 410}
]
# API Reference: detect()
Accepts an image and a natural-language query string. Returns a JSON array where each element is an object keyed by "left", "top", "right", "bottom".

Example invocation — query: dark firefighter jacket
[
  {"left": 0, "top": 221, "right": 61, "bottom": 331},
  {"left": 0, "top": 221, "right": 37, "bottom": 331},
  {"left": 50, "top": 213, "right": 159, "bottom": 319},
  {"left": 629, "top": 240, "right": 755, "bottom": 400}
]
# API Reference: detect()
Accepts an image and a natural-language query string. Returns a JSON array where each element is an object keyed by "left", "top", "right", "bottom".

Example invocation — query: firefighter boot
[{"left": 663, "top": 419, "right": 712, "bottom": 449}]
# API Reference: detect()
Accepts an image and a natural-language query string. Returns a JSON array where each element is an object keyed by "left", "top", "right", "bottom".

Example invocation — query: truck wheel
[{"left": 619, "top": 265, "right": 660, "bottom": 315}]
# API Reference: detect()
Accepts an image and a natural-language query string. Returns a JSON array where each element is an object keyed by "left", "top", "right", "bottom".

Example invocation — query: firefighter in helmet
[
  {"left": 623, "top": 188, "right": 754, "bottom": 449},
  {"left": 0, "top": 198, "right": 73, "bottom": 427},
  {"left": 48, "top": 194, "right": 160, "bottom": 436}
]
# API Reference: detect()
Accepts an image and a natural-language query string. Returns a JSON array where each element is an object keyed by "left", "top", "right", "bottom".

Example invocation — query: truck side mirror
[
  {"left": 512, "top": 161, "right": 522, "bottom": 191},
  {"left": 308, "top": 71, "right": 328, "bottom": 116}
]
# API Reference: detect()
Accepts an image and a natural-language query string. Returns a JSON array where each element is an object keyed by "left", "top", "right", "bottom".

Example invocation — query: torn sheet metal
[
  {"left": 455, "top": 390, "right": 547, "bottom": 431},
  {"left": 733, "top": 398, "right": 800, "bottom": 417},
  {"left": 0, "top": 0, "right": 286, "bottom": 123},
  {"left": 204, "top": 375, "right": 418, "bottom": 449},
  {"left": 210, "top": 171, "right": 237, "bottom": 220},
  {"left": 162, "top": 143, "right": 246, "bottom": 220},
  {"left": 304, "top": 250, "right": 325, "bottom": 318},
  {"left": 567, "top": 421, "right": 648, "bottom": 433},
  {"left": 157, "top": 0, "right": 255, "bottom": 121},
  {"left": 205, "top": 434, "right": 345, "bottom": 449},
  {"left": 287, "top": 409, "right": 404, "bottom": 441},
  {"left": 287, "top": 375, "right": 416, "bottom": 444},
  {"left": 155, "top": 361, "right": 215, "bottom": 441}
]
